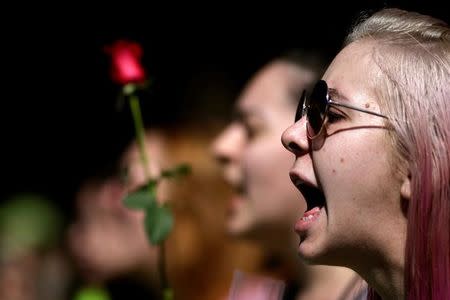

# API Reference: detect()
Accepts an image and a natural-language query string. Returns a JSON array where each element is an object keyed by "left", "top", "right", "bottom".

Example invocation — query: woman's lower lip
[{"left": 295, "top": 207, "right": 321, "bottom": 233}]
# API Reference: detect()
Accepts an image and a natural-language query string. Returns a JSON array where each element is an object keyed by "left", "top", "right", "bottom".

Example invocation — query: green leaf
[
  {"left": 123, "top": 189, "right": 156, "bottom": 210},
  {"left": 174, "top": 164, "right": 191, "bottom": 176},
  {"left": 145, "top": 204, "right": 173, "bottom": 244},
  {"left": 146, "top": 178, "right": 158, "bottom": 192},
  {"left": 74, "top": 286, "right": 110, "bottom": 300},
  {"left": 163, "top": 288, "right": 174, "bottom": 300},
  {"left": 161, "top": 163, "right": 191, "bottom": 179}
]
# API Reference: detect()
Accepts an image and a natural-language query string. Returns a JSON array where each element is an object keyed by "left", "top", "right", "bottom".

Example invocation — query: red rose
[{"left": 105, "top": 40, "right": 146, "bottom": 85}]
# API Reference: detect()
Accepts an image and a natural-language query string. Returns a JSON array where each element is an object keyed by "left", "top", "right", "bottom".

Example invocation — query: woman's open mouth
[{"left": 290, "top": 173, "right": 326, "bottom": 233}]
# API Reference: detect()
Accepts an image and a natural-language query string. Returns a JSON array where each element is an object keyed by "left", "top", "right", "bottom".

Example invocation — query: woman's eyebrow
[{"left": 328, "top": 88, "right": 350, "bottom": 103}]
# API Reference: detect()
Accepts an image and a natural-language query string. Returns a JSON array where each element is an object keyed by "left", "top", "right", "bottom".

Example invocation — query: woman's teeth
[{"left": 301, "top": 214, "right": 316, "bottom": 221}]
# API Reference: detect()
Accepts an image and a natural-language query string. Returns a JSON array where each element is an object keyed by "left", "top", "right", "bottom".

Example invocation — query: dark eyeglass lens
[
  {"left": 307, "top": 80, "right": 328, "bottom": 136},
  {"left": 295, "top": 90, "right": 306, "bottom": 122}
]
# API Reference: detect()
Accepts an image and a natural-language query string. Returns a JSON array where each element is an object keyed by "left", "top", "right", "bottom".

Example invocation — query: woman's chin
[{"left": 297, "top": 238, "right": 329, "bottom": 265}]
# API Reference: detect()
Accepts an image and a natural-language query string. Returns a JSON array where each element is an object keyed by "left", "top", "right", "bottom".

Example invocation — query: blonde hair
[{"left": 345, "top": 8, "right": 450, "bottom": 299}]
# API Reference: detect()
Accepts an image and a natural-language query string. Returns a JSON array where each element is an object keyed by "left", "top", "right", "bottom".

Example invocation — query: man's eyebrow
[{"left": 328, "top": 88, "right": 349, "bottom": 102}]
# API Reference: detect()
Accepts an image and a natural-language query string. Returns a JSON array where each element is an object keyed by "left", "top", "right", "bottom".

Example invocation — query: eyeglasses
[{"left": 295, "top": 80, "right": 388, "bottom": 139}]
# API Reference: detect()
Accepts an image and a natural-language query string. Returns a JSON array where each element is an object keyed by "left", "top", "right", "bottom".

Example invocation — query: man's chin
[
  {"left": 226, "top": 217, "right": 254, "bottom": 238},
  {"left": 226, "top": 224, "right": 249, "bottom": 238},
  {"left": 227, "top": 221, "right": 270, "bottom": 245}
]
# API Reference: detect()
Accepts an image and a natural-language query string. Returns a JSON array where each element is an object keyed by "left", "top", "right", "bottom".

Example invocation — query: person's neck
[
  {"left": 255, "top": 231, "right": 308, "bottom": 283},
  {"left": 296, "top": 265, "right": 364, "bottom": 300},
  {"left": 260, "top": 246, "right": 305, "bottom": 284},
  {"left": 353, "top": 218, "right": 406, "bottom": 300},
  {"left": 360, "top": 258, "right": 404, "bottom": 300}
]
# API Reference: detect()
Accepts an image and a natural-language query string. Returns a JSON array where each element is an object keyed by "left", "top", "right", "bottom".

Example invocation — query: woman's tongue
[{"left": 296, "top": 206, "right": 322, "bottom": 232}]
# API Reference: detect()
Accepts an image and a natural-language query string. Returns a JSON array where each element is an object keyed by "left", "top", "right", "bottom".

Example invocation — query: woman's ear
[{"left": 400, "top": 172, "right": 411, "bottom": 200}]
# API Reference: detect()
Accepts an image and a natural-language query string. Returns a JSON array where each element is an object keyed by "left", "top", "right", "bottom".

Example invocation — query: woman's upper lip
[{"left": 289, "top": 170, "right": 314, "bottom": 189}]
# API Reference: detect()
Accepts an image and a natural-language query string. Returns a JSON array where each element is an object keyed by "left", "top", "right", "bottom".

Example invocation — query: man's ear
[{"left": 400, "top": 171, "right": 411, "bottom": 200}]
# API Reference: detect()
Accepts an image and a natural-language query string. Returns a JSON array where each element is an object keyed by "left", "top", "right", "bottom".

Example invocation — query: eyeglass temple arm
[{"left": 329, "top": 101, "right": 388, "bottom": 119}]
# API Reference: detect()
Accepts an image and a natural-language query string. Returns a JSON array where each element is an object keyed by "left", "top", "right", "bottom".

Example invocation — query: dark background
[{"left": 2, "top": 2, "right": 447, "bottom": 212}]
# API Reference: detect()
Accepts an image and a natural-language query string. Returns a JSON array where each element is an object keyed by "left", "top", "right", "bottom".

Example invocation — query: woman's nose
[{"left": 281, "top": 117, "right": 309, "bottom": 157}]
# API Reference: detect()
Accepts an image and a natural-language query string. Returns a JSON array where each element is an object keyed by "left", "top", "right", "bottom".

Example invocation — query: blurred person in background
[
  {"left": 212, "top": 50, "right": 366, "bottom": 299},
  {"left": 69, "top": 123, "right": 262, "bottom": 300},
  {"left": 68, "top": 173, "right": 160, "bottom": 300}
]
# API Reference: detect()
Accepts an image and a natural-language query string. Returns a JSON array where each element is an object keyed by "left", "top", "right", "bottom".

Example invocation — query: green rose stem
[
  {"left": 128, "top": 94, "right": 150, "bottom": 182},
  {"left": 127, "top": 88, "right": 172, "bottom": 300}
]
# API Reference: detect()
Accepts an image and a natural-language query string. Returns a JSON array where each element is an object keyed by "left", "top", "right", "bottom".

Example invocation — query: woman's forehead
[
  {"left": 323, "top": 41, "right": 381, "bottom": 104},
  {"left": 324, "top": 41, "right": 376, "bottom": 79}
]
